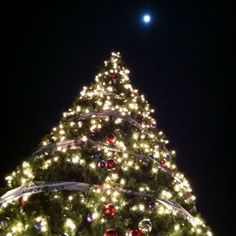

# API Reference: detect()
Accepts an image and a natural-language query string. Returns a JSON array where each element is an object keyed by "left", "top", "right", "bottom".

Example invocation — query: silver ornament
[{"left": 138, "top": 218, "right": 152, "bottom": 233}]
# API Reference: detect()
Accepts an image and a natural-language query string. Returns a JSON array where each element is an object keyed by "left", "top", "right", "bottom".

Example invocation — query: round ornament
[
  {"left": 98, "top": 160, "right": 106, "bottom": 168},
  {"left": 103, "top": 204, "right": 116, "bottom": 217},
  {"left": 109, "top": 74, "right": 117, "bottom": 81},
  {"left": 129, "top": 229, "right": 143, "bottom": 236},
  {"left": 18, "top": 195, "right": 28, "bottom": 206},
  {"left": 106, "top": 159, "right": 116, "bottom": 169},
  {"left": 106, "top": 134, "right": 115, "bottom": 144},
  {"left": 90, "top": 130, "right": 100, "bottom": 140},
  {"left": 94, "top": 151, "right": 102, "bottom": 159},
  {"left": 147, "top": 202, "right": 156, "bottom": 209},
  {"left": 34, "top": 221, "right": 42, "bottom": 231},
  {"left": 86, "top": 212, "right": 93, "bottom": 223},
  {"left": 160, "top": 159, "right": 166, "bottom": 168},
  {"left": 138, "top": 219, "right": 152, "bottom": 233},
  {"left": 89, "top": 131, "right": 97, "bottom": 138},
  {"left": 104, "top": 229, "right": 118, "bottom": 236}
]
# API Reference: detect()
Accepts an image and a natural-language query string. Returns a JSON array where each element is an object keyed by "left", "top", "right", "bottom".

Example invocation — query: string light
[
  {"left": 65, "top": 218, "right": 76, "bottom": 230},
  {"left": 0, "top": 51, "right": 212, "bottom": 236}
]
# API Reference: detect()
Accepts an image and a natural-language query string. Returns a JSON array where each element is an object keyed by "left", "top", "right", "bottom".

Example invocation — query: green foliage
[{"left": 0, "top": 53, "right": 212, "bottom": 235}]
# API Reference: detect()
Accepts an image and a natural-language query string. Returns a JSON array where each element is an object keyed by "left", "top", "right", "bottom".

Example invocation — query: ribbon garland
[
  {"left": 0, "top": 181, "right": 197, "bottom": 226},
  {"left": 0, "top": 182, "right": 89, "bottom": 204},
  {"left": 34, "top": 138, "right": 184, "bottom": 188},
  {"left": 69, "top": 110, "right": 173, "bottom": 157},
  {"left": 68, "top": 110, "right": 190, "bottom": 190},
  {"left": 71, "top": 110, "right": 146, "bottom": 132}
]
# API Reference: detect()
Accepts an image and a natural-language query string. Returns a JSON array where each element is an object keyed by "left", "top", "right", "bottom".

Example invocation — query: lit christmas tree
[{"left": 0, "top": 52, "right": 212, "bottom": 235}]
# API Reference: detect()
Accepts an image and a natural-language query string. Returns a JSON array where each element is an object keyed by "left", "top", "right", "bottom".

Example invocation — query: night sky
[{"left": 2, "top": 1, "right": 231, "bottom": 235}]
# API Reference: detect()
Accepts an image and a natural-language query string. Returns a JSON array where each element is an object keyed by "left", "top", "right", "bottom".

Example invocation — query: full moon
[{"left": 143, "top": 14, "right": 151, "bottom": 23}]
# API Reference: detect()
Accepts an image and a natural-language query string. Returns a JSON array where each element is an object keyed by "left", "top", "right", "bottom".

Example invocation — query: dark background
[{"left": 2, "top": 1, "right": 232, "bottom": 235}]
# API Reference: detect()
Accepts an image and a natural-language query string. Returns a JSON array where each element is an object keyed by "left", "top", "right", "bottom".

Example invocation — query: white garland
[
  {"left": 71, "top": 110, "right": 146, "bottom": 132},
  {"left": 70, "top": 110, "right": 172, "bottom": 158},
  {"left": 0, "top": 182, "right": 197, "bottom": 226},
  {"left": 0, "top": 182, "right": 89, "bottom": 204},
  {"left": 36, "top": 138, "right": 183, "bottom": 187}
]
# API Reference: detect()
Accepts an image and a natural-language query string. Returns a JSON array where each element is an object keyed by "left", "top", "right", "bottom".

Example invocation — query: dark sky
[{"left": 2, "top": 1, "right": 231, "bottom": 235}]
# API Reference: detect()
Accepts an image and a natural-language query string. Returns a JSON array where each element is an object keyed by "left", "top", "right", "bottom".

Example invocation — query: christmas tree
[{"left": 0, "top": 52, "right": 212, "bottom": 236}]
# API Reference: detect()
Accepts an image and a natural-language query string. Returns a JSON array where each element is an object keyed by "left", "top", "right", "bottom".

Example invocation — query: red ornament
[
  {"left": 160, "top": 159, "right": 166, "bottom": 168},
  {"left": 103, "top": 204, "right": 116, "bottom": 217},
  {"left": 106, "top": 134, "right": 115, "bottom": 144},
  {"left": 19, "top": 195, "right": 28, "bottom": 206},
  {"left": 109, "top": 74, "right": 117, "bottom": 81},
  {"left": 104, "top": 229, "right": 118, "bottom": 236},
  {"left": 129, "top": 229, "right": 143, "bottom": 236},
  {"left": 106, "top": 159, "right": 116, "bottom": 169}
]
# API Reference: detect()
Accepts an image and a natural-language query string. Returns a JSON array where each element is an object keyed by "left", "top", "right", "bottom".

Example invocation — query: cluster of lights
[
  {"left": 64, "top": 218, "right": 76, "bottom": 234},
  {"left": 160, "top": 190, "right": 173, "bottom": 200},
  {"left": 9, "top": 222, "right": 24, "bottom": 234},
  {"left": 0, "top": 52, "right": 212, "bottom": 236},
  {"left": 156, "top": 205, "right": 171, "bottom": 215},
  {"left": 35, "top": 216, "right": 48, "bottom": 232},
  {"left": 4, "top": 216, "right": 48, "bottom": 235}
]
